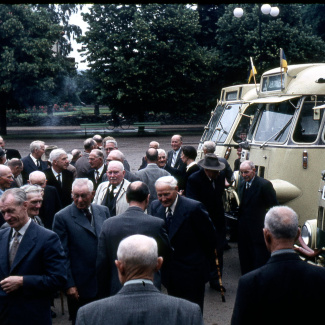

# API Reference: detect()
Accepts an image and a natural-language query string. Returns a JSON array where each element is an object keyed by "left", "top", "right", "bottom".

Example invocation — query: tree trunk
[{"left": 94, "top": 103, "right": 99, "bottom": 116}]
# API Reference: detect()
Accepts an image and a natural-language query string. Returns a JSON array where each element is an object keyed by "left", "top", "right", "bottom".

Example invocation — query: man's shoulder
[
  {"left": 21, "top": 155, "right": 31, "bottom": 163},
  {"left": 91, "top": 203, "right": 109, "bottom": 213},
  {"left": 54, "top": 203, "right": 73, "bottom": 217}
]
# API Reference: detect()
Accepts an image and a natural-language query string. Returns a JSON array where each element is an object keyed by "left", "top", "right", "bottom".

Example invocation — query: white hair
[
  {"left": 49, "top": 149, "right": 67, "bottom": 163},
  {"left": 155, "top": 175, "right": 178, "bottom": 189},
  {"left": 107, "top": 160, "right": 124, "bottom": 171},
  {"left": 157, "top": 149, "right": 166, "bottom": 156},
  {"left": 72, "top": 178, "right": 94, "bottom": 192},
  {"left": 30, "top": 140, "right": 45, "bottom": 153}
]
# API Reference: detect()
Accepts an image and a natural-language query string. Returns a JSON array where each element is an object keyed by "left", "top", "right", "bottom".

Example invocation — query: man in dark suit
[
  {"left": 52, "top": 178, "right": 110, "bottom": 324},
  {"left": 151, "top": 176, "right": 217, "bottom": 312},
  {"left": 21, "top": 140, "right": 47, "bottom": 184},
  {"left": 76, "top": 234, "right": 203, "bottom": 325},
  {"left": 8, "top": 159, "right": 23, "bottom": 188},
  {"left": 237, "top": 160, "right": 278, "bottom": 275},
  {"left": 44, "top": 148, "right": 74, "bottom": 208},
  {"left": 96, "top": 181, "right": 171, "bottom": 298},
  {"left": 0, "top": 188, "right": 66, "bottom": 325},
  {"left": 135, "top": 148, "right": 170, "bottom": 213},
  {"left": 138, "top": 140, "right": 160, "bottom": 170},
  {"left": 231, "top": 206, "right": 325, "bottom": 325},
  {"left": 186, "top": 154, "right": 227, "bottom": 290},
  {"left": 166, "top": 134, "right": 186, "bottom": 173},
  {"left": 28, "top": 171, "right": 62, "bottom": 229},
  {"left": 75, "top": 138, "right": 98, "bottom": 178},
  {"left": 87, "top": 149, "right": 107, "bottom": 191},
  {"left": 0, "top": 136, "right": 21, "bottom": 160}
]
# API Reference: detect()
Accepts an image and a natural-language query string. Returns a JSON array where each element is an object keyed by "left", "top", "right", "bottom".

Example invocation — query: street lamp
[{"left": 234, "top": 4, "right": 280, "bottom": 18}]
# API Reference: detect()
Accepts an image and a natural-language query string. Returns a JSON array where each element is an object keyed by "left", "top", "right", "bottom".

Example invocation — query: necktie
[
  {"left": 84, "top": 209, "right": 92, "bottom": 223},
  {"left": 166, "top": 207, "right": 173, "bottom": 232},
  {"left": 95, "top": 170, "right": 99, "bottom": 183},
  {"left": 109, "top": 185, "right": 116, "bottom": 201},
  {"left": 9, "top": 232, "right": 20, "bottom": 267},
  {"left": 171, "top": 151, "right": 177, "bottom": 167},
  {"left": 211, "top": 179, "right": 216, "bottom": 189},
  {"left": 57, "top": 173, "right": 61, "bottom": 186},
  {"left": 246, "top": 182, "right": 250, "bottom": 189}
]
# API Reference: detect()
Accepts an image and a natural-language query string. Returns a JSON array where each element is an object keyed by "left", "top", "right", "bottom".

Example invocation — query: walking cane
[{"left": 215, "top": 249, "right": 226, "bottom": 302}]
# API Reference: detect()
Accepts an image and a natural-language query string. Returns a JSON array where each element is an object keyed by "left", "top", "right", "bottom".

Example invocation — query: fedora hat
[
  {"left": 42, "top": 145, "right": 58, "bottom": 161},
  {"left": 197, "top": 153, "right": 225, "bottom": 171}
]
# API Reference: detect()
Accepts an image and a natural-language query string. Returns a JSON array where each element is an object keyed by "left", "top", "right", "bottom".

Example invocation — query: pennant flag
[
  {"left": 248, "top": 57, "right": 257, "bottom": 84},
  {"left": 280, "top": 48, "right": 288, "bottom": 73}
]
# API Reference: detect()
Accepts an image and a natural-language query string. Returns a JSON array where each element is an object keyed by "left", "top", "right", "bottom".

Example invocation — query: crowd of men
[{"left": 1, "top": 133, "right": 325, "bottom": 325}]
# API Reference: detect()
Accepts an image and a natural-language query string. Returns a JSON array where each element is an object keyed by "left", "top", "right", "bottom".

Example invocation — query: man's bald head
[{"left": 28, "top": 171, "right": 47, "bottom": 188}]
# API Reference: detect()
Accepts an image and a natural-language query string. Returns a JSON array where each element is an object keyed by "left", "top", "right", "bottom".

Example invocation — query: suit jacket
[
  {"left": 4, "top": 148, "right": 21, "bottom": 160},
  {"left": 39, "top": 185, "right": 63, "bottom": 229},
  {"left": 0, "top": 221, "right": 66, "bottom": 325},
  {"left": 178, "top": 163, "right": 200, "bottom": 193},
  {"left": 44, "top": 168, "right": 74, "bottom": 208},
  {"left": 238, "top": 176, "right": 278, "bottom": 244},
  {"left": 167, "top": 148, "right": 186, "bottom": 172},
  {"left": 21, "top": 155, "right": 48, "bottom": 184},
  {"left": 151, "top": 195, "right": 216, "bottom": 287},
  {"left": 75, "top": 152, "right": 91, "bottom": 178},
  {"left": 52, "top": 203, "right": 110, "bottom": 299},
  {"left": 87, "top": 165, "right": 107, "bottom": 191},
  {"left": 93, "top": 179, "right": 130, "bottom": 216},
  {"left": 76, "top": 283, "right": 203, "bottom": 325},
  {"left": 134, "top": 164, "right": 170, "bottom": 212},
  {"left": 186, "top": 168, "right": 226, "bottom": 229},
  {"left": 96, "top": 206, "right": 172, "bottom": 298},
  {"left": 231, "top": 252, "right": 325, "bottom": 325}
]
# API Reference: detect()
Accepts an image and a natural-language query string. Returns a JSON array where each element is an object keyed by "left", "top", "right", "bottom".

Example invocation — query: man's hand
[
  {"left": 0, "top": 276, "right": 23, "bottom": 293},
  {"left": 67, "top": 286, "right": 79, "bottom": 300}
]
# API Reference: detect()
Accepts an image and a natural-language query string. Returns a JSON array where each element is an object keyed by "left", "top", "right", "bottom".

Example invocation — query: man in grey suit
[
  {"left": 76, "top": 234, "right": 203, "bottom": 325},
  {"left": 75, "top": 138, "right": 97, "bottom": 178},
  {"left": 96, "top": 181, "right": 172, "bottom": 298},
  {"left": 52, "top": 178, "right": 110, "bottom": 324},
  {"left": 135, "top": 148, "right": 170, "bottom": 213}
]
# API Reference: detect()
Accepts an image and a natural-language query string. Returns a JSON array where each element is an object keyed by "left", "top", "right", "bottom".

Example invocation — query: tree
[
  {"left": 215, "top": 4, "right": 325, "bottom": 88},
  {"left": 79, "top": 4, "right": 219, "bottom": 120},
  {"left": 0, "top": 4, "right": 76, "bottom": 134}
]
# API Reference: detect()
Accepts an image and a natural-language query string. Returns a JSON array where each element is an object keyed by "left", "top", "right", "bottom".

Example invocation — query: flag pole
[
  {"left": 280, "top": 48, "right": 283, "bottom": 89},
  {"left": 250, "top": 57, "right": 258, "bottom": 94}
]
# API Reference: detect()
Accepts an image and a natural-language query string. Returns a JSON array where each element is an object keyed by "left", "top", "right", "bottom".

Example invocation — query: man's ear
[
  {"left": 263, "top": 228, "right": 272, "bottom": 247},
  {"left": 155, "top": 257, "right": 163, "bottom": 272},
  {"left": 115, "top": 260, "right": 125, "bottom": 275}
]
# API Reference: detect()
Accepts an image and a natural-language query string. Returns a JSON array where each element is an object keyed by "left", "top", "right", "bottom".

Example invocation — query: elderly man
[
  {"left": 70, "top": 149, "right": 82, "bottom": 166},
  {"left": 28, "top": 171, "right": 62, "bottom": 229},
  {"left": 0, "top": 188, "right": 66, "bottom": 325},
  {"left": 93, "top": 161, "right": 130, "bottom": 216},
  {"left": 87, "top": 149, "right": 107, "bottom": 190},
  {"left": 96, "top": 181, "right": 171, "bottom": 298},
  {"left": 151, "top": 176, "right": 217, "bottom": 312},
  {"left": 21, "top": 140, "right": 47, "bottom": 184},
  {"left": 0, "top": 136, "right": 21, "bottom": 160},
  {"left": 92, "top": 134, "right": 103, "bottom": 149},
  {"left": 166, "top": 134, "right": 186, "bottom": 173},
  {"left": 76, "top": 235, "right": 203, "bottom": 325},
  {"left": 104, "top": 149, "right": 139, "bottom": 183},
  {"left": 0, "top": 148, "right": 6, "bottom": 165},
  {"left": 138, "top": 140, "right": 160, "bottom": 170},
  {"left": 237, "top": 160, "right": 278, "bottom": 275},
  {"left": 231, "top": 206, "right": 325, "bottom": 325},
  {"left": 0, "top": 165, "right": 13, "bottom": 196},
  {"left": 8, "top": 159, "right": 23, "bottom": 188},
  {"left": 52, "top": 178, "right": 110, "bottom": 324},
  {"left": 135, "top": 148, "right": 170, "bottom": 213},
  {"left": 44, "top": 148, "right": 74, "bottom": 208},
  {"left": 104, "top": 139, "right": 130, "bottom": 171},
  {"left": 75, "top": 138, "right": 98, "bottom": 178}
]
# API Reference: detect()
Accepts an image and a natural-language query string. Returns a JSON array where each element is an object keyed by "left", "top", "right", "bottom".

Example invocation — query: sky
[{"left": 67, "top": 4, "right": 91, "bottom": 70}]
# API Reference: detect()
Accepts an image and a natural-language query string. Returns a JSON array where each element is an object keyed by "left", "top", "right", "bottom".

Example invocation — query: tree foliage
[{"left": 80, "top": 4, "right": 219, "bottom": 119}]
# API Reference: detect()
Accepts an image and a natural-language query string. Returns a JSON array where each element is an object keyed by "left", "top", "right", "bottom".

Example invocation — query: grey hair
[
  {"left": 264, "top": 206, "right": 299, "bottom": 239},
  {"left": 0, "top": 188, "right": 27, "bottom": 206},
  {"left": 117, "top": 234, "right": 158, "bottom": 270},
  {"left": 107, "top": 160, "right": 124, "bottom": 171},
  {"left": 30, "top": 141, "right": 45, "bottom": 153},
  {"left": 49, "top": 149, "right": 66, "bottom": 163},
  {"left": 240, "top": 160, "right": 255, "bottom": 170},
  {"left": 20, "top": 184, "right": 43, "bottom": 198},
  {"left": 203, "top": 141, "right": 216, "bottom": 153},
  {"left": 157, "top": 149, "right": 166, "bottom": 156},
  {"left": 72, "top": 178, "right": 94, "bottom": 192},
  {"left": 7, "top": 158, "right": 23, "bottom": 168},
  {"left": 29, "top": 171, "right": 46, "bottom": 181},
  {"left": 155, "top": 175, "right": 178, "bottom": 189},
  {"left": 91, "top": 149, "right": 104, "bottom": 160},
  {"left": 108, "top": 149, "right": 125, "bottom": 161},
  {"left": 84, "top": 138, "right": 97, "bottom": 151},
  {"left": 105, "top": 139, "right": 118, "bottom": 147}
]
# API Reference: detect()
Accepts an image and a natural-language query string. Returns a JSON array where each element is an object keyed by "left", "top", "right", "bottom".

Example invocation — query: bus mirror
[{"left": 314, "top": 108, "right": 320, "bottom": 121}]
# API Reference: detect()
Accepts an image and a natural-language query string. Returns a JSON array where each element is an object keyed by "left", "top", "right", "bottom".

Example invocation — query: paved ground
[{"left": 5, "top": 131, "right": 241, "bottom": 325}]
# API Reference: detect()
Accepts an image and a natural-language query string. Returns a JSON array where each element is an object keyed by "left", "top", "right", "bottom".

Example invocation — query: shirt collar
[
  {"left": 96, "top": 164, "right": 104, "bottom": 175},
  {"left": 12, "top": 218, "right": 32, "bottom": 238},
  {"left": 124, "top": 279, "right": 153, "bottom": 286},
  {"left": 30, "top": 154, "right": 38, "bottom": 165},
  {"left": 246, "top": 176, "right": 255, "bottom": 187},
  {"left": 186, "top": 161, "right": 196, "bottom": 171},
  {"left": 271, "top": 248, "right": 296, "bottom": 257},
  {"left": 51, "top": 167, "right": 60, "bottom": 178},
  {"left": 165, "top": 194, "right": 178, "bottom": 214}
]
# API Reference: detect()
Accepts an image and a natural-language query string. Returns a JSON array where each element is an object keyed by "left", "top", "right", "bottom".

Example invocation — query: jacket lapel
[
  {"left": 91, "top": 204, "right": 104, "bottom": 236},
  {"left": 168, "top": 196, "right": 187, "bottom": 240},
  {"left": 72, "top": 204, "right": 96, "bottom": 236},
  {"left": 10, "top": 222, "right": 37, "bottom": 272}
]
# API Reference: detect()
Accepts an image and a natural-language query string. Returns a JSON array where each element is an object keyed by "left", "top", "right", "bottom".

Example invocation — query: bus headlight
[{"left": 301, "top": 219, "right": 317, "bottom": 249}]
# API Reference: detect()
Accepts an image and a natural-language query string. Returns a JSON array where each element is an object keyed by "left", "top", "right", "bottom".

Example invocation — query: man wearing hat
[{"left": 186, "top": 153, "right": 227, "bottom": 291}]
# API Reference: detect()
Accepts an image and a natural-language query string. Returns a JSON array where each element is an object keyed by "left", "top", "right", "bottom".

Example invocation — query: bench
[
  {"left": 80, "top": 123, "right": 109, "bottom": 136},
  {"left": 133, "top": 122, "right": 161, "bottom": 133}
]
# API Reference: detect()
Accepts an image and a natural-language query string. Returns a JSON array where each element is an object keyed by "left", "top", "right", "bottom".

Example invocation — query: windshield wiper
[{"left": 260, "top": 116, "right": 293, "bottom": 149}]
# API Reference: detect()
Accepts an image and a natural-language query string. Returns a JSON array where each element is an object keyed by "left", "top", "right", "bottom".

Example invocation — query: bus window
[
  {"left": 211, "top": 103, "right": 241, "bottom": 143},
  {"left": 254, "top": 100, "right": 296, "bottom": 143},
  {"left": 201, "top": 105, "right": 224, "bottom": 142},
  {"left": 293, "top": 96, "right": 325, "bottom": 143},
  {"left": 233, "top": 105, "right": 256, "bottom": 143}
]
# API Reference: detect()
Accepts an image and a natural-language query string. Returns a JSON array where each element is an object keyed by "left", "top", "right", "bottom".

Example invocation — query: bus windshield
[
  {"left": 253, "top": 100, "right": 297, "bottom": 143},
  {"left": 211, "top": 103, "right": 241, "bottom": 143}
]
